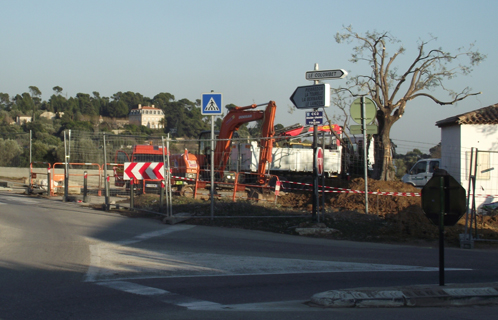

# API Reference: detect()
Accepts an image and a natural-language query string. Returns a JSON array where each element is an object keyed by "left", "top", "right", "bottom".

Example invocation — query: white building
[
  {"left": 129, "top": 104, "right": 164, "bottom": 129},
  {"left": 436, "top": 103, "right": 498, "bottom": 211}
]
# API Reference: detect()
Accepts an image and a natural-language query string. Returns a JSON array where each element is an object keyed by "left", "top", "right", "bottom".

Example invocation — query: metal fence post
[
  {"left": 83, "top": 171, "right": 88, "bottom": 203},
  {"left": 47, "top": 168, "right": 51, "bottom": 197},
  {"left": 105, "top": 175, "right": 110, "bottom": 211},
  {"left": 28, "top": 130, "right": 32, "bottom": 193},
  {"left": 130, "top": 180, "right": 134, "bottom": 209},
  {"left": 160, "top": 181, "right": 164, "bottom": 207}
]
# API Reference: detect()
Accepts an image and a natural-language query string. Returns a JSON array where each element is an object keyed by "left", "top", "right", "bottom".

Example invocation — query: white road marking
[
  {"left": 86, "top": 243, "right": 468, "bottom": 283},
  {"left": 97, "top": 280, "right": 169, "bottom": 295},
  {"left": 86, "top": 225, "right": 471, "bottom": 311},
  {"left": 97, "top": 280, "right": 222, "bottom": 308}
]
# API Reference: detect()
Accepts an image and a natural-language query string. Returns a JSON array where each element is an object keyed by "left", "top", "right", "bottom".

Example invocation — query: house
[
  {"left": 129, "top": 104, "right": 164, "bottom": 129},
  {"left": 39, "top": 111, "right": 65, "bottom": 120},
  {"left": 436, "top": 103, "right": 498, "bottom": 211},
  {"left": 16, "top": 115, "right": 32, "bottom": 125}
]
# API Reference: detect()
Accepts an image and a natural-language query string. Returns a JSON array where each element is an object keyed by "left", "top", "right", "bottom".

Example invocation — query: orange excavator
[
  {"left": 114, "top": 101, "right": 277, "bottom": 192},
  {"left": 202, "top": 101, "right": 277, "bottom": 185}
]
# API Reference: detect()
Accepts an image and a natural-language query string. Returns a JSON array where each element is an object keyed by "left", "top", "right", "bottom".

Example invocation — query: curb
[{"left": 310, "top": 283, "right": 498, "bottom": 308}]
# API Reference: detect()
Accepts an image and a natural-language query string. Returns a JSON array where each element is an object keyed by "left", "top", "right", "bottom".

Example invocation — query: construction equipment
[
  {"left": 230, "top": 124, "right": 343, "bottom": 179},
  {"left": 113, "top": 144, "right": 198, "bottom": 192},
  {"left": 198, "top": 101, "right": 277, "bottom": 185}
]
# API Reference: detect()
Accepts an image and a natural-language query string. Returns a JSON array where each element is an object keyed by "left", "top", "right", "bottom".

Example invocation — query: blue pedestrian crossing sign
[{"left": 201, "top": 93, "right": 223, "bottom": 115}]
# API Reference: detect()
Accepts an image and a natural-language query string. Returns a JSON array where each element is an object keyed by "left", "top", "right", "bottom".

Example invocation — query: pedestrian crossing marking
[{"left": 205, "top": 97, "right": 220, "bottom": 111}]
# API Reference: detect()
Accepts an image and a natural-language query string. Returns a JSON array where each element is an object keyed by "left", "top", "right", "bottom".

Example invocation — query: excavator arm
[{"left": 213, "top": 101, "right": 277, "bottom": 184}]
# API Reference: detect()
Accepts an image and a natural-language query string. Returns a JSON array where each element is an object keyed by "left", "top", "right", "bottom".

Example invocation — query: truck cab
[{"left": 402, "top": 158, "right": 441, "bottom": 187}]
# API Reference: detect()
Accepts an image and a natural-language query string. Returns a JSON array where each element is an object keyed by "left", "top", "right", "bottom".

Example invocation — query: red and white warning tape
[{"left": 166, "top": 176, "right": 496, "bottom": 199}]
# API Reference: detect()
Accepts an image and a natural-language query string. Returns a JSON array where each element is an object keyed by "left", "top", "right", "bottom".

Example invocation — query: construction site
[{"left": 2, "top": 101, "right": 498, "bottom": 249}]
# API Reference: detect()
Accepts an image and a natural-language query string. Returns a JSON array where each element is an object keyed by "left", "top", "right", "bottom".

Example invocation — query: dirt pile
[{"left": 277, "top": 178, "right": 498, "bottom": 246}]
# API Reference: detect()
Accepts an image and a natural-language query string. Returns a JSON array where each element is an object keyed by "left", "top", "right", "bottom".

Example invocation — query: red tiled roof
[{"left": 436, "top": 103, "right": 498, "bottom": 127}]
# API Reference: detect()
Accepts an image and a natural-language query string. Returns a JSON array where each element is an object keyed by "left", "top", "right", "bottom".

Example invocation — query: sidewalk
[{"left": 310, "top": 282, "right": 498, "bottom": 308}]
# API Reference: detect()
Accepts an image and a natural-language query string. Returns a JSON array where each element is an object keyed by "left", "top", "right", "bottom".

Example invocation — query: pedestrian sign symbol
[
  {"left": 205, "top": 98, "right": 220, "bottom": 111},
  {"left": 201, "top": 93, "right": 223, "bottom": 115}
]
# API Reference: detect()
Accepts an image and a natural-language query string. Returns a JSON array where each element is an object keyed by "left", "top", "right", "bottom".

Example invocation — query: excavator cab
[{"left": 197, "top": 130, "right": 239, "bottom": 182}]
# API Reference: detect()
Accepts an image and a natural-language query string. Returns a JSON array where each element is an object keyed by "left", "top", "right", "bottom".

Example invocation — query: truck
[
  {"left": 402, "top": 158, "right": 441, "bottom": 187},
  {"left": 228, "top": 124, "right": 343, "bottom": 178}
]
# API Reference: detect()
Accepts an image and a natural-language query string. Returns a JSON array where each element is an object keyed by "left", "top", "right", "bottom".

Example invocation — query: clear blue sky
[{"left": 2, "top": 0, "right": 496, "bottom": 153}]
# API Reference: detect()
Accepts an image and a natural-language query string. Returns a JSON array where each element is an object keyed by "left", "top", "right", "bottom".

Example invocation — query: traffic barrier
[
  {"left": 30, "top": 162, "right": 51, "bottom": 195},
  {"left": 51, "top": 162, "right": 102, "bottom": 196}
]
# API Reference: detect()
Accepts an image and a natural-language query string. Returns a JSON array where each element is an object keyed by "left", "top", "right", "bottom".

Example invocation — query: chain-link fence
[
  {"left": 57, "top": 129, "right": 346, "bottom": 202},
  {"left": 460, "top": 148, "right": 498, "bottom": 245}
]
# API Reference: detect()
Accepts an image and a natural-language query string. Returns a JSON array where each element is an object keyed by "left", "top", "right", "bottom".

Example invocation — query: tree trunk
[{"left": 373, "top": 117, "right": 395, "bottom": 181}]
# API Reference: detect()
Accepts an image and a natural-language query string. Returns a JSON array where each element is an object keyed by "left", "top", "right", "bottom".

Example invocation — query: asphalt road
[{"left": 1, "top": 191, "right": 498, "bottom": 319}]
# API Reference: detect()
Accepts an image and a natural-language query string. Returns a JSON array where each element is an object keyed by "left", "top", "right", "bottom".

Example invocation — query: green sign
[
  {"left": 350, "top": 124, "right": 378, "bottom": 135},
  {"left": 350, "top": 97, "right": 377, "bottom": 124}
]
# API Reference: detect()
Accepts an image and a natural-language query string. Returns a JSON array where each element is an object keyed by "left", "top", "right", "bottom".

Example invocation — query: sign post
[
  {"left": 290, "top": 64, "right": 347, "bottom": 221},
  {"left": 422, "top": 172, "right": 467, "bottom": 286},
  {"left": 202, "top": 92, "right": 223, "bottom": 221},
  {"left": 350, "top": 97, "right": 377, "bottom": 214}
]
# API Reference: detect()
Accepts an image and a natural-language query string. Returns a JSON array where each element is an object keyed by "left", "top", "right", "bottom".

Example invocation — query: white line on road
[
  {"left": 86, "top": 226, "right": 471, "bottom": 311},
  {"left": 97, "top": 280, "right": 222, "bottom": 309}
]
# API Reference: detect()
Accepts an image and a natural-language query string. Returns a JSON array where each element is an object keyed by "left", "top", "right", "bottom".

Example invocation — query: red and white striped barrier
[
  {"left": 280, "top": 180, "right": 421, "bottom": 196},
  {"left": 165, "top": 176, "right": 497, "bottom": 199}
]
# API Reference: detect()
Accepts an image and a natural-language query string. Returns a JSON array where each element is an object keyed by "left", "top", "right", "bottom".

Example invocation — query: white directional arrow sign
[
  {"left": 290, "top": 84, "right": 330, "bottom": 109},
  {"left": 305, "top": 69, "right": 348, "bottom": 80}
]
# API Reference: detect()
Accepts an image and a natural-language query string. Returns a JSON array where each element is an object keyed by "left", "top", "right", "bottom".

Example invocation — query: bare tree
[{"left": 334, "top": 26, "right": 486, "bottom": 180}]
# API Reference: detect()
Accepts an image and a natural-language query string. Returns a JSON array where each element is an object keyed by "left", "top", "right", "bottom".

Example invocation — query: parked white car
[{"left": 402, "top": 158, "right": 441, "bottom": 187}]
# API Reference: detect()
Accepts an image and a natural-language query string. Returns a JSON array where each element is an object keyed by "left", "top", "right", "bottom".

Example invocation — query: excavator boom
[{"left": 213, "top": 101, "right": 277, "bottom": 184}]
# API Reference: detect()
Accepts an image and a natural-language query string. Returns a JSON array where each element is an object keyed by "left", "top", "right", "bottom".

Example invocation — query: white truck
[
  {"left": 402, "top": 158, "right": 441, "bottom": 187},
  {"left": 228, "top": 140, "right": 342, "bottom": 178}
]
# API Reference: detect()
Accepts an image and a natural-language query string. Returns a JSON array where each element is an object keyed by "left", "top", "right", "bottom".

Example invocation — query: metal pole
[
  {"left": 161, "top": 136, "right": 168, "bottom": 211},
  {"left": 29, "top": 130, "right": 32, "bottom": 192},
  {"left": 159, "top": 136, "right": 169, "bottom": 209},
  {"left": 464, "top": 147, "right": 474, "bottom": 241},
  {"left": 63, "top": 131, "right": 68, "bottom": 202},
  {"left": 166, "top": 135, "right": 173, "bottom": 217},
  {"left": 130, "top": 180, "right": 134, "bottom": 209},
  {"left": 47, "top": 168, "right": 51, "bottom": 197},
  {"left": 361, "top": 96, "right": 369, "bottom": 214},
  {"left": 312, "top": 63, "right": 319, "bottom": 222},
  {"left": 211, "top": 114, "right": 215, "bottom": 221},
  {"left": 471, "top": 150, "right": 479, "bottom": 238},
  {"left": 321, "top": 132, "right": 326, "bottom": 221},
  {"left": 103, "top": 133, "right": 109, "bottom": 211},
  {"left": 439, "top": 175, "right": 445, "bottom": 286},
  {"left": 106, "top": 175, "right": 110, "bottom": 210},
  {"left": 83, "top": 171, "right": 88, "bottom": 203}
]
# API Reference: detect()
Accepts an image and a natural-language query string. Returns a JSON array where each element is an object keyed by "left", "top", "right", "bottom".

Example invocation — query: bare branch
[{"left": 409, "top": 91, "right": 482, "bottom": 105}]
